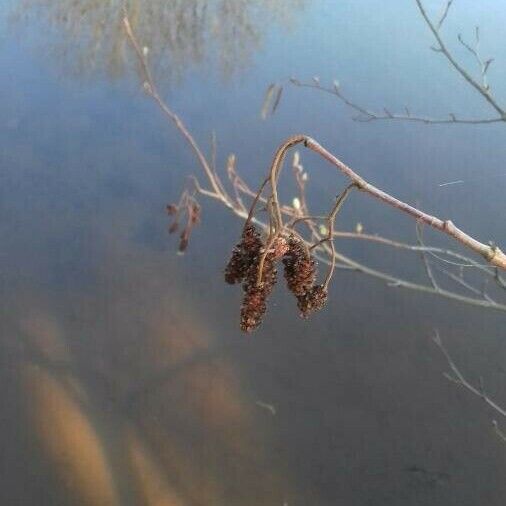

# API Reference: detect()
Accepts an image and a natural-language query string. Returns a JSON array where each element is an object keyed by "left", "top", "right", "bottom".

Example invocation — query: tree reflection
[
  {"left": 13, "top": 0, "right": 305, "bottom": 80},
  {"left": 3, "top": 220, "right": 301, "bottom": 504}
]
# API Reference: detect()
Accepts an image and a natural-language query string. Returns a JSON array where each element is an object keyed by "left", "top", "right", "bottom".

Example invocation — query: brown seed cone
[
  {"left": 240, "top": 253, "right": 278, "bottom": 332},
  {"left": 297, "top": 285, "right": 328, "bottom": 319},
  {"left": 282, "top": 236, "right": 316, "bottom": 297},
  {"left": 224, "top": 224, "right": 263, "bottom": 284},
  {"left": 243, "top": 253, "right": 277, "bottom": 295},
  {"left": 224, "top": 246, "right": 248, "bottom": 284},
  {"left": 240, "top": 286, "right": 267, "bottom": 332},
  {"left": 241, "top": 224, "right": 263, "bottom": 254}
]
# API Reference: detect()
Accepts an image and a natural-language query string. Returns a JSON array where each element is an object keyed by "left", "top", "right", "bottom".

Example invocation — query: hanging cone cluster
[
  {"left": 224, "top": 224, "right": 277, "bottom": 332},
  {"left": 225, "top": 229, "right": 329, "bottom": 332}
]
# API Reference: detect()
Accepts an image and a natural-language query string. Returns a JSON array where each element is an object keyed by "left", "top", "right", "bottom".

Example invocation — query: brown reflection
[
  {"left": 6, "top": 220, "right": 296, "bottom": 505},
  {"left": 124, "top": 426, "right": 184, "bottom": 506},
  {"left": 19, "top": 325, "right": 120, "bottom": 506},
  {"left": 12, "top": 0, "right": 305, "bottom": 80}
]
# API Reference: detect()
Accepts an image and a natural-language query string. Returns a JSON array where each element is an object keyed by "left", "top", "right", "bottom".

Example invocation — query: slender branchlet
[{"left": 123, "top": 9, "right": 506, "bottom": 334}]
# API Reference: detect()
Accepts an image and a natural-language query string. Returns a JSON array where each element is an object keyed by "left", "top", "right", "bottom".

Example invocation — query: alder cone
[
  {"left": 282, "top": 235, "right": 316, "bottom": 297},
  {"left": 224, "top": 224, "right": 263, "bottom": 285},
  {"left": 240, "top": 254, "right": 277, "bottom": 333},
  {"left": 297, "top": 285, "right": 328, "bottom": 318}
]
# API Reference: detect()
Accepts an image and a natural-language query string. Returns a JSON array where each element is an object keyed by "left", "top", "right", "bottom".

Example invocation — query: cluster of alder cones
[{"left": 225, "top": 224, "right": 328, "bottom": 332}]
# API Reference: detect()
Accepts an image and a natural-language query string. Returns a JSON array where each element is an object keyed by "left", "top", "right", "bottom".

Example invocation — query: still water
[{"left": 2, "top": 1, "right": 506, "bottom": 504}]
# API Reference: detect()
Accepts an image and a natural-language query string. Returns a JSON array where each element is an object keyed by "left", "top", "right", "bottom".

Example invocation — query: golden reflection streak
[
  {"left": 20, "top": 363, "right": 120, "bottom": 506},
  {"left": 10, "top": 218, "right": 299, "bottom": 504},
  {"left": 124, "top": 426, "right": 184, "bottom": 506}
]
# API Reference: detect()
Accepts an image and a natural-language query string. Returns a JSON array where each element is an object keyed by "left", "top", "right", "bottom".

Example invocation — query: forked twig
[
  {"left": 123, "top": 9, "right": 506, "bottom": 328},
  {"left": 289, "top": 0, "right": 505, "bottom": 125},
  {"left": 433, "top": 331, "right": 506, "bottom": 442}
]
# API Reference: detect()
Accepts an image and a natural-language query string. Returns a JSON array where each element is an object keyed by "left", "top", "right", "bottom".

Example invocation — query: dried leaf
[
  {"left": 271, "top": 85, "right": 283, "bottom": 114},
  {"left": 260, "top": 84, "right": 276, "bottom": 120}
]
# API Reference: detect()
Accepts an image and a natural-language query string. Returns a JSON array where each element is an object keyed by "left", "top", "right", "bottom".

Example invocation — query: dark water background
[{"left": 2, "top": 1, "right": 506, "bottom": 504}]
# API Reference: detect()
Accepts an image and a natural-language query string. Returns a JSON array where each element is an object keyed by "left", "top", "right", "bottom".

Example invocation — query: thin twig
[
  {"left": 433, "top": 331, "right": 506, "bottom": 420},
  {"left": 288, "top": 0, "right": 506, "bottom": 125},
  {"left": 123, "top": 10, "right": 506, "bottom": 316},
  {"left": 416, "top": 222, "right": 440, "bottom": 290}
]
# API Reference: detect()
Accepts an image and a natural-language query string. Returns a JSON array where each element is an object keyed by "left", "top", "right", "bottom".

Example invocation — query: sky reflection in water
[{"left": 2, "top": 1, "right": 506, "bottom": 504}]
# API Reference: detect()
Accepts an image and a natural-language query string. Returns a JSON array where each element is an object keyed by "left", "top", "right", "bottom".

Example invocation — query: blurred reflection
[
  {"left": 5, "top": 226, "right": 296, "bottom": 505},
  {"left": 12, "top": 0, "right": 305, "bottom": 80},
  {"left": 21, "top": 363, "right": 120, "bottom": 506}
]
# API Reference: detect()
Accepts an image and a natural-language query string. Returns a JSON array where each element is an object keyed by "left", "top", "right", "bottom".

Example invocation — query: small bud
[
  {"left": 178, "top": 232, "right": 189, "bottom": 253},
  {"left": 190, "top": 203, "right": 201, "bottom": 224},
  {"left": 293, "top": 151, "right": 300, "bottom": 168},
  {"left": 143, "top": 81, "right": 152, "bottom": 94},
  {"left": 166, "top": 204, "right": 178, "bottom": 215}
]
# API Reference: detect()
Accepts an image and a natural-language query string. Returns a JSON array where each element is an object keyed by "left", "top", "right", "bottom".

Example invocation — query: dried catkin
[
  {"left": 297, "top": 285, "right": 328, "bottom": 318},
  {"left": 224, "top": 224, "right": 262, "bottom": 285},
  {"left": 282, "top": 235, "right": 316, "bottom": 297}
]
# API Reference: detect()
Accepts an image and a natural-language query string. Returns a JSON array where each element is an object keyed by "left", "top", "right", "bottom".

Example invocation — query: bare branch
[
  {"left": 416, "top": 222, "right": 440, "bottom": 290},
  {"left": 123, "top": 10, "right": 506, "bottom": 320},
  {"left": 122, "top": 13, "right": 228, "bottom": 201},
  {"left": 288, "top": 0, "right": 505, "bottom": 125},
  {"left": 290, "top": 79, "right": 504, "bottom": 125},
  {"left": 436, "top": 0, "right": 454, "bottom": 31},
  {"left": 433, "top": 331, "right": 506, "bottom": 423}
]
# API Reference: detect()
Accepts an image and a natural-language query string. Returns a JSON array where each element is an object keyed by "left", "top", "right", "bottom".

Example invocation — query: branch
[
  {"left": 288, "top": 0, "right": 506, "bottom": 125},
  {"left": 416, "top": 222, "right": 440, "bottom": 290},
  {"left": 122, "top": 9, "right": 506, "bottom": 321},
  {"left": 415, "top": 0, "right": 503, "bottom": 116},
  {"left": 122, "top": 14, "right": 228, "bottom": 202},
  {"left": 300, "top": 135, "right": 506, "bottom": 270},
  {"left": 433, "top": 331, "right": 506, "bottom": 442},
  {"left": 436, "top": 0, "right": 453, "bottom": 31},
  {"left": 290, "top": 80, "right": 504, "bottom": 125}
]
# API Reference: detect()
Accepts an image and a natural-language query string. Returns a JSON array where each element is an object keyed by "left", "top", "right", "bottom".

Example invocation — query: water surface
[{"left": 2, "top": 1, "right": 506, "bottom": 504}]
